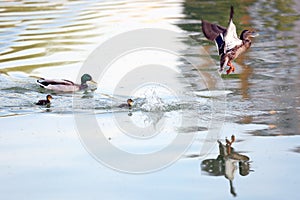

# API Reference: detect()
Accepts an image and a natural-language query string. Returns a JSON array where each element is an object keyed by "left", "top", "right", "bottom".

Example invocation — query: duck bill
[
  {"left": 250, "top": 32, "right": 259, "bottom": 37},
  {"left": 90, "top": 80, "right": 97, "bottom": 84}
]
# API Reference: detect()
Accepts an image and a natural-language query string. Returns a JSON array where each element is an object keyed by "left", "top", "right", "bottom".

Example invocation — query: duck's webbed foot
[{"left": 226, "top": 62, "right": 235, "bottom": 74}]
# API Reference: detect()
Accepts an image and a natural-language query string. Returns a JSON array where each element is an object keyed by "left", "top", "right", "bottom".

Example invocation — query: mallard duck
[
  {"left": 36, "top": 74, "right": 94, "bottom": 92},
  {"left": 118, "top": 99, "right": 134, "bottom": 108},
  {"left": 201, "top": 6, "right": 258, "bottom": 74},
  {"left": 36, "top": 94, "right": 53, "bottom": 105}
]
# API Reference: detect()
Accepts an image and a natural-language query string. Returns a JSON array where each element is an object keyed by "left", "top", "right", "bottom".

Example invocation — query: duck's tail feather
[
  {"left": 36, "top": 79, "right": 48, "bottom": 87},
  {"left": 229, "top": 6, "right": 234, "bottom": 22}
]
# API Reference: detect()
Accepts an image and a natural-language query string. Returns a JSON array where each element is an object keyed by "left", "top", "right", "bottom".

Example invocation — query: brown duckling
[
  {"left": 119, "top": 99, "right": 134, "bottom": 108},
  {"left": 36, "top": 95, "right": 53, "bottom": 105}
]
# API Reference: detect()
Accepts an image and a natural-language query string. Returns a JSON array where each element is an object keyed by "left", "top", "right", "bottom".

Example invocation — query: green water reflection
[
  {"left": 0, "top": 0, "right": 300, "bottom": 199},
  {"left": 180, "top": 0, "right": 300, "bottom": 136}
]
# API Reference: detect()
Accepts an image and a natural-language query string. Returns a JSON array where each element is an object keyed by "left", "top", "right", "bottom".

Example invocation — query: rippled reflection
[
  {"left": 181, "top": 0, "right": 300, "bottom": 136},
  {"left": 0, "top": 0, "right": 184, "bottom": 75},
  {"left": 201, "top": 136, "right": 252, "bottom": 197},
  {"left": 0, "top": 0, "right": 187, "bottom": 116},
  {"left": 0, "top": 0, "right": 300, "bottom": 199}
]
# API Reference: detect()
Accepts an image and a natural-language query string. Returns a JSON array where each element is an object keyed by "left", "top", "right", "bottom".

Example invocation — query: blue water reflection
[{"left": 1, "top": 0, "right": 300, "bottom": 199}]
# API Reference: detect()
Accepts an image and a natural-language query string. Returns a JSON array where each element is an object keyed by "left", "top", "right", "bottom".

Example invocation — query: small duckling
[
  {"left": 36, "top": 95, "right": 53, "bottom": 106},
  {"left": 119, "top": 98, "right": 134, "bottom": 109}
]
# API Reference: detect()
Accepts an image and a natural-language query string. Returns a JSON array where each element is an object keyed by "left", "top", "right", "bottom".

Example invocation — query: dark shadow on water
[
  {"left": 201, "top": 137, "right": 252, "bottom": 197},
  {"left": 291, "top": 146, "right": 300, "bottom": 154}
]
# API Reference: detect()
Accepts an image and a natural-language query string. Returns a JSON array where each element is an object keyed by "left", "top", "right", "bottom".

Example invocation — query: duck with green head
[{"left": 36, "top": 74, "right": 95, "bottom": 92}]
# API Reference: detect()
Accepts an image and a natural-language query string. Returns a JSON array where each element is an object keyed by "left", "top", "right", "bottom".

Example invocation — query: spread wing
[
  {"left": 201, "top": 20, "right": 226, "bottom": 55},
  {"left": 224, "top": 19, "right": 242, "bottom": 52},
  {"left": 224, "top": 6, "right": 242, "bottom": 52},
  {"left": 201, "top": 20, "right": 226, "bottom": 41},
  {"left": 201, "top": 6, "right": 243, "bottom": 55}
]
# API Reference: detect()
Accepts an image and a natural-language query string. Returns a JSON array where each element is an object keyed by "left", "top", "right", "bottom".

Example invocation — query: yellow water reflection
[{"left": 1, "top": 0, "right": 183, "bottom": 76}]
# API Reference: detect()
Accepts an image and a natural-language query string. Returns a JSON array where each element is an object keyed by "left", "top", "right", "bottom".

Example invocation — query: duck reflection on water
[{"left": 201, "top": 135, "right": 252, "bottom": 197}]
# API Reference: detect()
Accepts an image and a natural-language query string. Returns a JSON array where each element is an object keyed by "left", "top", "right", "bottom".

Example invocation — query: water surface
[{"left": 1, "top": 0, "right": 300, "bottom": 199}]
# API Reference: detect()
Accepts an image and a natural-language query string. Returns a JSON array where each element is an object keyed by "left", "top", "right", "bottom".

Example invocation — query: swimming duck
[
  {"left": 36, "top": 74, "right": 94, "bottom": 92},
  {"left": 118, "top": 99, "right": 134, "bottom": 108},
  {"left": 36, "top": 94, "right": 53, "bottom": 105},
  {"left": 201, "top": 6, "right": 257, "bottom": 74}
]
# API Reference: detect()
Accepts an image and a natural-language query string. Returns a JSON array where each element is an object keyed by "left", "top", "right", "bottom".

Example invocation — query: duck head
[
  {"left": 127, "top": 99, "right": 134, "bottom": 107},
  {"left": 240, "top": 30, "right": 258, "bottom": 40},
  {"left": 46, "top": 95, "right": 53, "bottom": 101},
  {"left": 81, "top": 74, "right": 93, "bottom": 84}
]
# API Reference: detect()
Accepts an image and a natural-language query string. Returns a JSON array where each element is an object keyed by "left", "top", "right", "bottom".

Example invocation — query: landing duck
[
  {"left": 37, "top": 74, "right": 95, "bottom": 92},
  {"left": 201, "top": 6, "right": 258, "bottom": 74}
]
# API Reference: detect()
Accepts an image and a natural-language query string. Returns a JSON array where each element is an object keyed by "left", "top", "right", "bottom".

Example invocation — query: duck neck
[
  {"left": 80, "top": 82, "right": 88, "bottom": 89},
  {"left": 242, "top": 39, "right": 252, "bottom": 49},
  {"left": 46, "top": 97, "right": 51, "bottom": 103}
]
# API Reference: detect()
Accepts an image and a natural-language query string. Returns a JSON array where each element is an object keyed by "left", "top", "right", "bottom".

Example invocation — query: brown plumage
[
  {"left": 118, "top": 99, "right": 134, "bottom": 108},
  {"left": 201, "top": 6, "right": 257, "bottom": 74},
  {"left": 36, "top": 95, "right": 53, "bottom": 105}
]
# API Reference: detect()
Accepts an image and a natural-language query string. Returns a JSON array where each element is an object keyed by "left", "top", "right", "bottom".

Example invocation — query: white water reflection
[{"left": 1, "top": 0, "right": 300, "bottom": 199}]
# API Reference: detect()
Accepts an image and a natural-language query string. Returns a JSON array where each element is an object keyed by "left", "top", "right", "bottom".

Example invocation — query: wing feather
[
  {"left": 201, "top": 6, "right": 243, "bottom": 55},
  {"left": 201, "top": 20, "right": 226, "bottom": 41},
  {"left": 37, "top": 78, "right": 75, "bottom": 86},
  {"left": 201, "top": 20, "right": 226, "bottom": 55},
  {"left": 224, "top": 20, "right": 242, "bottom": 52}
]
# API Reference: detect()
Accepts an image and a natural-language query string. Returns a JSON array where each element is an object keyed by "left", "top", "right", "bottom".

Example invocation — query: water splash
[{"left": 140, "top": 88, "right": 169, "bottom": 112}]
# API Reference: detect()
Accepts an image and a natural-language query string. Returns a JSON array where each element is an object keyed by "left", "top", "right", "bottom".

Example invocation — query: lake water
[{"left": 1, "top": 0, "right": 300, "bottom": 199}]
